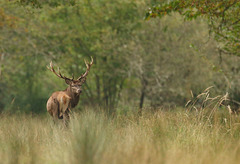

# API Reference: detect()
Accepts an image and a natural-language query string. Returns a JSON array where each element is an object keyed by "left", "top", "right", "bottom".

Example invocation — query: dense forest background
[{"left": 0, "top": 0, "right": 239, "bottom": 114}]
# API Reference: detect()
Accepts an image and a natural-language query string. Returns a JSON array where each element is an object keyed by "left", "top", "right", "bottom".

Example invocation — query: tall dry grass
[{"left": 1, "top": 104, "right": 240, "bottom": 164}]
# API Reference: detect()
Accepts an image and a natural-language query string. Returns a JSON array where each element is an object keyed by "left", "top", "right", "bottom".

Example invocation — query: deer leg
[
  {"left": 52, "top": 110, "right": 59, "bottom": 124},
  {"left": 53, "top": 106, "right": 60, "bottom": 124},
  {"left": 63, "top": 109, "right": 70, "bottom": 127},
  {"left": 52, "top": 99, "right": 60, "bottom": 124},
  {"left": 58, "top": 105, "right": 63, "bottom": 119}
]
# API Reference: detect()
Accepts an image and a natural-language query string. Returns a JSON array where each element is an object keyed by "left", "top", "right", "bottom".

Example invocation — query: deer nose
[{"left": 77, "top": 89, "right": 82, "bottom": 93}]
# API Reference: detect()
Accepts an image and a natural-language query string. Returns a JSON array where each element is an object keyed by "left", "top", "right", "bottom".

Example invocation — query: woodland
[{"left": 1, "top": 0, "right": 239, "bottom": 114}]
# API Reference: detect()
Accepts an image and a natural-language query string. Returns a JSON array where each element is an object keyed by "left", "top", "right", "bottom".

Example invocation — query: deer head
[{"left": 47, "top": 57, "right": 94, "bottom": 95}]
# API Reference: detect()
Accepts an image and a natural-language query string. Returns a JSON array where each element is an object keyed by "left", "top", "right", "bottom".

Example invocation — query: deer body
[
  {"left": 47, "top": 91, "right": 72, "bottom": 119},
  {"left": 46, "top": 57, "right": 93, "bottom": 125}
]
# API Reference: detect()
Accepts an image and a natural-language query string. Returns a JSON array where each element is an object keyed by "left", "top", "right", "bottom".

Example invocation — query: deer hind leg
[
  {"left": 47, "top": 97, "right": 59, "bottom": 123},
  {"left": 50, "top": 99, "right": 61, "bottom": 124},
  {"left": 63, "top": 103, "right": 71, "bottom": 127},
  {"left": 58, "top": 95, "right": 69, "bottom": 119},
  {"left": 58, "top": 104, "right": 63, "bottom": 119},
  {"left": 58, "top": 94, "right": 71, "bottom": 127},
  {"left": 63, "top": 110, "right": 70, "bottom": 127},
  {"left": 52, "top": 108, "right": 59, "bottom": 124}
]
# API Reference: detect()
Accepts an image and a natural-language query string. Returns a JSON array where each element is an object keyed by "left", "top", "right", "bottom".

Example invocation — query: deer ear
[{"left": 65, "top": 79, "right": 72, "bottom": 85}]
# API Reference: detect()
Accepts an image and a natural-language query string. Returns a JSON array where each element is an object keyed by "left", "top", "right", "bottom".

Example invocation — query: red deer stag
[{"left": 46, "top": 57, "right": 93, "bottom": 125}]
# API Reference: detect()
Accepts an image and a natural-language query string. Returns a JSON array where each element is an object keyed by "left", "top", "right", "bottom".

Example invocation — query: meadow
[
  {"left": 1, "top": 106, "right": 240, "bottom": 164},
  {"left": 1, "top": 1, "right": 240, "bottom": 163}
]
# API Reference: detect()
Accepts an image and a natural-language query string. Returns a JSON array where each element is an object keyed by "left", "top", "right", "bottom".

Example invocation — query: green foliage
[
  {"left": 146, "top": 0, "right": 240, "bottom": 56},
  {"left": 0, "top": 0, "right": 145, "bottom": 112},
  {"left": 0, "top": 0, "right": 240, "bottom": 113}
]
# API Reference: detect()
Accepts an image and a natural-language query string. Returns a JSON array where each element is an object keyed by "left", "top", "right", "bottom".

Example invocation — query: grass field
[{"left": 1, "top": 107, "right": 240, "bottom": 164}]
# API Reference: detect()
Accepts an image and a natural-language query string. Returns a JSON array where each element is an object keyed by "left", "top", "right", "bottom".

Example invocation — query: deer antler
[
  {"left": 47, "top": 61, "right": 74, "bottom": 81},
  {"left": 77, "top": 56, "right": 94, "bottom": 81}
]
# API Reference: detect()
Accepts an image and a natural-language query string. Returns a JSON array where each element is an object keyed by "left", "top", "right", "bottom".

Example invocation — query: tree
[
  {"left": 126, "top": 16, "right": 221, "bottom": 110},
  {"left": 146, "top": 0, "right": 240, "bottom": 56}
]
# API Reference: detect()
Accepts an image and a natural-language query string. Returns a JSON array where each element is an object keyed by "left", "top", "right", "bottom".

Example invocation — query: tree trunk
[
  {"left": 139, "top": 77, "right": 148, "bottom": 114},
  {"left": 95, "top": 74, "right": 101, "bottom": 103},
  {"left": 139, "top": 89, "right": 145, "bottom": 109}
]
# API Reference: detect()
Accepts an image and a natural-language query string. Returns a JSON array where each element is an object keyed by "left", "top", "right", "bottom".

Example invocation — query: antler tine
[
  {"left": 57, "top": 67, "right": 65, "bottom": 79},
  {"left": 47, "top": 61, "right": 73, "bottom": 81},
  {"left": 90, "top": 56, "right": 93, "bottom": 65},
  {"left": 47, "top": 61, "right": 61, "bottom": 79},
  {"left": 84, "top": 59, "right": 89, "bottom": 69},
  {"left": 46, "top": 61, "right": 53, "bottom": 71},
  {"left": 77, "top": 56, "right": 94, "bottom": 81}
]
